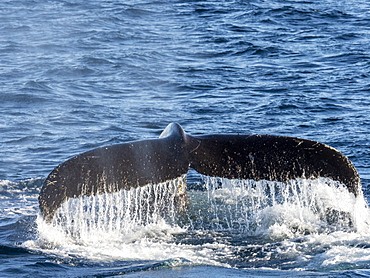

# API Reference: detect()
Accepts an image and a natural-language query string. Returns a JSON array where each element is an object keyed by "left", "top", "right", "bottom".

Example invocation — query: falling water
[
  {"left": 30, "top": 174, "right": 370, "bottom": 268},
  {"left": 191, "top": 177, "right": 368, "bottom": 237},
  {"left": 42, "top": 175, "right": 186, "bottom": 244},
  {"left": 38, "top": 174, "right": 370, "bottom": 244}
]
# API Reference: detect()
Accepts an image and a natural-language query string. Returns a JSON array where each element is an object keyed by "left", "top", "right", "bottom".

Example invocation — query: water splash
[
  {"left": 30, "top": 175, "right": 370, "bottom": 267},
  {"left": 43, "top": 175, "right": 186, "bottom": 244},
  {"left": 37, "top": 175, "right": 370, "bottom": 242},
  {"left": 193, "top": 176, "right": 370, "bottom": 237}
]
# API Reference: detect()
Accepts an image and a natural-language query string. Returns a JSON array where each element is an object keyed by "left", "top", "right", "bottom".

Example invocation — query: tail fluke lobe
[
  {"left": 39, "top": 123, "right": 361, "bottom": 222},
  {"left": 39, "top": 123, "right": 189, "bottom": 222},
  {"left": 187, "top": 134, "right": 361, "bottom": 196}
]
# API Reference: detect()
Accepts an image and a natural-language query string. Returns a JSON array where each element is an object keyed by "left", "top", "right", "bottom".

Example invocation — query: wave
[{"left": 0, "top": 244, "right": 31, "bottom": 257}]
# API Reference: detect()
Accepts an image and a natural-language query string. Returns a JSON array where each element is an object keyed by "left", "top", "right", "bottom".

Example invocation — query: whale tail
[{"left": 39, "top": 123, "right": 361, "bottom": 222}]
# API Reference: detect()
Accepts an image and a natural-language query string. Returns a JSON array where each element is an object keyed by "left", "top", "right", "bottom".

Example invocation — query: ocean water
[{"left": 1, "top": 0, "right": 370, "bottom": 277}]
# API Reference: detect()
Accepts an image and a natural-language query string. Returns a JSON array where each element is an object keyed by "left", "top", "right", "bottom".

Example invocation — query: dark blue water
[{"left": 1, "top": 0, "right": 370, "bottom": 277}]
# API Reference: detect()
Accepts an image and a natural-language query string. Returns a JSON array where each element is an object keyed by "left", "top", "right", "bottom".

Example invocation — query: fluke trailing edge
[{"left": 39, "top": 123, "right": 361, "bottom": 222}]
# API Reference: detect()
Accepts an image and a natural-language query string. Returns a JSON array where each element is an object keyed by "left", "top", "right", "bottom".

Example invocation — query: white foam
[
  {"left": 26, "top": 176, "right": 370, "bottom": 269},
  {"left": 25, "top": 214, "right": 228, "bottom": 267},
  {"left": 276, "top": 231, "right": 370, "bottom": 271}
]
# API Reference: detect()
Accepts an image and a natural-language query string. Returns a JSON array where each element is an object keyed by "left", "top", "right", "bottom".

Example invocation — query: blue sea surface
[{"left": 1, "top": 0, "right": 370, "bottom": 277}]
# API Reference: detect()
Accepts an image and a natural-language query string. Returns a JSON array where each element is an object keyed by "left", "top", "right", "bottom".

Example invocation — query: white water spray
[
  {"left": 46, "top": 175, "right": 186, "bottom": 243},
  {"left": 182, "top": 177, "right": 370, "bottom": 237},
  {"left": 29, "top": 175, "right": 370, "bottom": 266}
]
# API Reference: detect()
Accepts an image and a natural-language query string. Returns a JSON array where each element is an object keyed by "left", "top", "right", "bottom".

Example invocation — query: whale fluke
[
  {"left": 39, "top": 123, "right": 361, "bottom": 222},
  {"left": 39, "top": 123, "right": 189, "bottom": 223}
]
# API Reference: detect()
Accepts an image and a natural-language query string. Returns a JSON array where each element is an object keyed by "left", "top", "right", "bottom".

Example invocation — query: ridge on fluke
[{"left": 39, "top": 123, "right": 361, "bottom": 222}]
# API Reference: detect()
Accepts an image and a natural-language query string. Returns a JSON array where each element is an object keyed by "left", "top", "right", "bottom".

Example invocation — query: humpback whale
[{"left": 39, "top": 123, "right": 361, "bottom": 223}]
